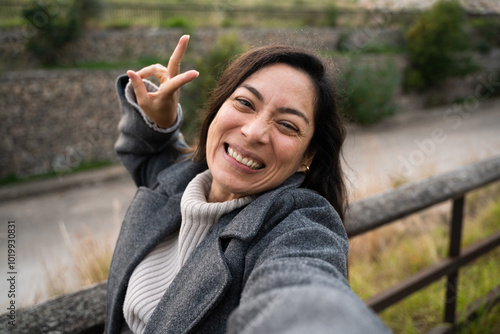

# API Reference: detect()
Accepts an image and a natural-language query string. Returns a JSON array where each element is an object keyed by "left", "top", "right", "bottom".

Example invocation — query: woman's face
[{"left": 206, "top": 63, "right": 316, "bottom": 202}]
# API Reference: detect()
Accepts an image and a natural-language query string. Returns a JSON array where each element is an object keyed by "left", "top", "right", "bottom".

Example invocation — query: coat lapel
[
  {"left": 220, "top": 173, "right": 305, "bottom": 241},
  {"left": 111, "top": 160, "right": 208, "bottom": 287},
  {"left": 107, "top": 160, "right": 207, "bottom": 333}
]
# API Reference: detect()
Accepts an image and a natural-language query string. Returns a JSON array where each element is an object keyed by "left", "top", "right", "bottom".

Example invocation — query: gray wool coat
[{"left": 105, "top": 75, "right": 391, "bottom": 334}]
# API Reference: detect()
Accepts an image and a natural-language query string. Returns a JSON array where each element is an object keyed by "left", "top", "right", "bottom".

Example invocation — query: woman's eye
[
  {"left": 236, "top": 98, "right": 253, "bottom": 109},
  {"left": 279, "top": 122, "right": 299, "bottom": 133}
]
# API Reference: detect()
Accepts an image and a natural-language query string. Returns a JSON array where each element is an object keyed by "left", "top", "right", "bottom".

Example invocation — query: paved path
[
  {"left": 0, "top": 172, "right": 135, "bottom": 308},
  {"left": 344, "top": 97, "right": 500, "bottom": 199},
  {"left": 0, "top": 98, "right": 499, "bottom": 308}
]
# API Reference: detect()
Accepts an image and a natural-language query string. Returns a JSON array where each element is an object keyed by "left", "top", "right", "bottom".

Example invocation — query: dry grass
[
  {"left": 39, "top": 229, "right": 115, "bottom": 299},
  {"left": 32, "top": 199, "right": 122, "bottom": 304},
  {"left": 348, "top": 182, "right": 500, "bottom": 333},
  {"left": 37, "top": 224, "right": 117, "bottom": 301}
]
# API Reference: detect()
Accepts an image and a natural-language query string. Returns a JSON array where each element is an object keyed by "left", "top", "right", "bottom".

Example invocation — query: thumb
[{"left": 127, "top": 70, "right": 149, "bottom": 104}]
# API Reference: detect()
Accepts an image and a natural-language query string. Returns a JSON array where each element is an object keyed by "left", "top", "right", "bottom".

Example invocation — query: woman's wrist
[{"left": 124, "top": 79, "right": 182, "bottom": 133}]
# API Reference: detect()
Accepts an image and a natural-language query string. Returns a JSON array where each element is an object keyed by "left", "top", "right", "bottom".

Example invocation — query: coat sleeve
[
  {"left": 114, "top": 74, "right": 190, "bottom": 188},
  {"left": 226, "top": 192, "right": 392, "bottom": 334}
]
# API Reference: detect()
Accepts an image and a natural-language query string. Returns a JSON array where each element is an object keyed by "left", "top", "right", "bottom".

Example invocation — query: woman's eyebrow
[
  {"left": 241, "top": 84, "right": 310, "bottom": 125},
  {"left": 277, "top": 107, "right": 310, "bottom": 125},
  {"left": 241, "top": 84, "right": 263, "bottom": 101}
]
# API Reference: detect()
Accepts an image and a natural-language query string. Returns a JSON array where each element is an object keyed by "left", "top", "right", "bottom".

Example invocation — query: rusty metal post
[{"left": 444, "top": 196, "right": 465, "bottom": 326}]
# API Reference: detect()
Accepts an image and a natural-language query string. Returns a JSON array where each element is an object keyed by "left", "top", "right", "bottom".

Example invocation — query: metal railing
[
  {"left": 1, "top": 156, "right": 499, "bottom": 333},
  {"left": 345, "top": 155, "right": 500, "bottom": 333}
]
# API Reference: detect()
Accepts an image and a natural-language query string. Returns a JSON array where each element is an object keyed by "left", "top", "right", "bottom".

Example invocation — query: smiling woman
[{"left": 106, "top": 35, "right": 392, "bottom": 333}]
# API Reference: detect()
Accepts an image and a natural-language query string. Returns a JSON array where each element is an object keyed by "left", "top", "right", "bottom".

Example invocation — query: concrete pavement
[{"left": 0, "top": 167, "right": 136, "bottom": 308}]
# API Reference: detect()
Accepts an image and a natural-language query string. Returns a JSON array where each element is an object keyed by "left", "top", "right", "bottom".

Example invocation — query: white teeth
[{"left": 227, "top": 146, "right": 262, "bottom": 169}]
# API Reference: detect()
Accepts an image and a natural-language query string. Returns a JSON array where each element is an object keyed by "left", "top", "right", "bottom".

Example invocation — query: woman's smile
[{"left": 225, "top": 144, "right": 264, "bottom": 170}]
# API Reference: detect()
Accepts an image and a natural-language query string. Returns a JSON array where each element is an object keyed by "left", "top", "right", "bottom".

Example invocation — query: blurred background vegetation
[{"left": 2, "top": 0, "right": 499, "bottom": 134}]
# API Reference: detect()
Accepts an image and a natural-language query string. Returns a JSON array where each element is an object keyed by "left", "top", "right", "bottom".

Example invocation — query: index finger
[{"left": 167, "top": 35, "right": 190, "bottom": 78}]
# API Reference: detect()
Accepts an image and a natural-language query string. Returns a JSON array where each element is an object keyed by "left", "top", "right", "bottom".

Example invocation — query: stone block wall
[
  {"left": 0, "top": 27, "right": 403, "bottom": 71},
  {"left": 0, "top": 69, "right": 123, "bottom": 179}
]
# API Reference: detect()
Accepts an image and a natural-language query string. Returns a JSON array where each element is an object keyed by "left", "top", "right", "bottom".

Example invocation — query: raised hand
[{"left": 127, "top": 35, "right": 199, "bottom": 129}]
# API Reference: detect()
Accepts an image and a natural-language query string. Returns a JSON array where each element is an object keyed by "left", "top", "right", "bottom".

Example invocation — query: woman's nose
[{"left": 241, "top": 115, "right": 270, "bottom": 144}]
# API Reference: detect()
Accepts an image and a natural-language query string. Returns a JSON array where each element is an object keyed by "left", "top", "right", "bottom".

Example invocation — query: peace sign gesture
[{"left": 127, "top": 35, "right": 199, "bottom": 129}]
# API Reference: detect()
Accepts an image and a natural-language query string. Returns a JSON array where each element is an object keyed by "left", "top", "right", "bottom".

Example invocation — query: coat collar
[
  {"left": 219, "top": 172, "right": 305, "bottom": 241},
  {"left": 158, "top": 159, "right": 306, "bottom": 243},
  {"left": 157, "top": 158, "right": 208, "bottom": 196}
]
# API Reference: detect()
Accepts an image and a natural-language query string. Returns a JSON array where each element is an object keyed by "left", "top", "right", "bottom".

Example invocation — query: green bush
[
  {"left": 76, "top": 0, "right": 105, "bottom": 25},
  {"left": 22, "top": 0, "right": 104, "bottom": 65},
  {"left": 160, "top": 16, "right": 194, "bottom": 30},
  {"left": 340, "top": 59, "right": 400, "bottom": 125},
  {"left": 336, "top": 31, "right": 352, "bottom": 52},
  {"left": 336, "top": 30, "right": 403, "bottom": 54},
  {"left": 324, "top": 5, "right": 339, "bottom": 27},
  {"left": 404, "top": 0, "right": 477, "bottom": 91},
  {"left": 469, "top": 18, "right": 500, "bottom": 54}
]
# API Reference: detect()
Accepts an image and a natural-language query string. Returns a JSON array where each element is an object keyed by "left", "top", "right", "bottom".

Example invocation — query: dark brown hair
[{"left": 192, "top": 45, "right": 347, "bottom": 220}]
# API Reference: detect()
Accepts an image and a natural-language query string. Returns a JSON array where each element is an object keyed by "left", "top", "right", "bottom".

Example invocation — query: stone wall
[
  {"left": 0, "top": 69, "right": 123, "bottom": 179},
  {"left": 0, "top": 27, "right": 403, "bottom": 70}
]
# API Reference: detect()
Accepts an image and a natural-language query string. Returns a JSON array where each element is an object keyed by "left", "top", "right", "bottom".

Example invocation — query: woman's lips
[{"left": 225, "top": 144, "right": 264, "bottom": 170}]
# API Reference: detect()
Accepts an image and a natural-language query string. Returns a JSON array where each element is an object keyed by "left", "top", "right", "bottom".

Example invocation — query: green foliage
[
  {"left": 340, "top": 59, "right": 400, "bottom": 125},
  {"left": 336, "top": 31, "right": 351, "bottom": 52},
  {"left": 469, "top": 18, "right": 500, "bottom": 54},
  {"left": 0, "top": 16, "right": 24, "bottom": 28},
  {"left": 456, "top": 303, "right": 500, "bottom": 334},
  {"left": 160, "top": 16, "right": 194, "bottom": 30},
  {"left": 76, "top": 0, "right": 105, "bottom": 25},
  {"left": 404, "top": 0, "right": 477, "bottom": 91},
  {"left": 336, "top": 30, "right": 403, "bottom": 54},
  {"left": 300, "top": 4, "right": 337, "bottom": 28},
  {"left": 180, "top": 34, "right": 246, "bottom": 142},
  {"left": 0, "top": 160, "right": 113, "bottom": 187},
  {"left": 22, "top": 0, "right": 104, "bottom": 65},
  {"left": 325, "top": 5, "right": 338, "bottom": 27}
]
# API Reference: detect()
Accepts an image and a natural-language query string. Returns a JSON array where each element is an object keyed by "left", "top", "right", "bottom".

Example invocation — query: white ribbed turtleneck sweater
[{"left": 123, "top": 170, "right": 253, "bottom": 334}]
